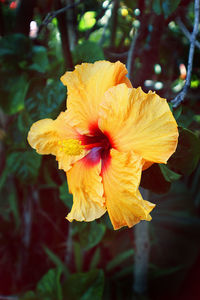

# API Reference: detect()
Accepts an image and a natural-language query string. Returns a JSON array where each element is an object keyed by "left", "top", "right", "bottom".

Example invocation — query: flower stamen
[{"left": 58, "top": 139, "right": 84, "bottom": 156}]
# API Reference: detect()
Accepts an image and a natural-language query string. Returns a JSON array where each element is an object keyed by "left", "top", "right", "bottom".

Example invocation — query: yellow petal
[
  {"left": 27, "top": 111, "right": 86, "bottom": 172},
  {"left": 99, "top": 84, "right": 178, "bottom": 164},
  {"left": 102, "top": 149, "right": 154, "bottom": 230},
  {"left": 60, "top": 60, "right": 129, "bottom": 134},
  {"left": 66, "top": 158, "right": 106, "bottom": 222}
]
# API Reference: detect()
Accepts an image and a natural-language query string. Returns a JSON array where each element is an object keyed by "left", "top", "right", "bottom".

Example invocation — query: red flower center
[{"left": 79, "top": 124, "right": 114, "bottom": 170}]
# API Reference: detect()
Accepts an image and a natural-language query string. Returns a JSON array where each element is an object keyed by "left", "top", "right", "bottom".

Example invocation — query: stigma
[{"left": 58, "top": 139, "right": 84, "bottom": 156}]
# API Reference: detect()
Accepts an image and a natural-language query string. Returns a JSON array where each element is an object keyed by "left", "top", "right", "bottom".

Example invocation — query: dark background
[{"left": 0, "top": 0, "right": 200, "bottom": 299}]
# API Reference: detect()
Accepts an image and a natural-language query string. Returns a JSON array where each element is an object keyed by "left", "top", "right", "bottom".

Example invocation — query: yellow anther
[{"left": 58, "top": 139, "right": 84, "bottom": 156}]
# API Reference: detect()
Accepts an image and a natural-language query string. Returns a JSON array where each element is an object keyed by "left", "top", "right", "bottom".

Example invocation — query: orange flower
[{"left": 28, "top": 61, "right": 178, "bottom": 230}]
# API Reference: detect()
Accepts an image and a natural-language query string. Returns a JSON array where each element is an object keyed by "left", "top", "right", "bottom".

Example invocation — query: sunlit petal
[
  {"left": 27, "top": 111, "right": 86, "bottom": 172},
  {"left": 60, "top": 60, "right": 130, "bottom": 133},
  {"left": 102, "top": 149, "right": 154, "bottom": 229},
  {"left": 66, "top": 158, "right": 106, "bottom": 222},
  {"left": 99, "top": 84, "right": 178, "bottom": 164}
]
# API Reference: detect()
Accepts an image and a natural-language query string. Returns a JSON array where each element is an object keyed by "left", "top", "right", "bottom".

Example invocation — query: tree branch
[
  {"left": 54, "top": 0, "right": 74, "bottom": 70},
  {"left": 38, "top": 0, "right": 81, "bottom": 35},
  {"left": 176, "top": 17, "right": 200, "bottom": 49},
  {"left": 133, "top": 188, "right": 150, "bottom": 294},
  {"left": 110, "top": 0, "right": 119, "bottom": 47},
  {"left": 171, "top": 0, "right": 200, "bottom": 107},
  {"left": 127, "top": 29, "right": 138, "bottom": 81}
]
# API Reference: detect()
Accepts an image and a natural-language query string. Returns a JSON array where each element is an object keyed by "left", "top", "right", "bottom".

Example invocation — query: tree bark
[{"left": 55, "top": 0, "right": 73, "bottom": 70}]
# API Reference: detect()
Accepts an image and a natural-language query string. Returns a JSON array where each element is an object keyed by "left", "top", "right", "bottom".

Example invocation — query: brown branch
[
  {"left": 127, "top": 29, "right": 138, "bottom": 81},
  {"left": 171, "top": 0, "right": 200, "bottom": 107},
  {"left": 110, "top": 0, "right": 119, "bottom": 47},
  {"left": 54, "top": 0, "right": 74, "bottom": 70},
  {"left": 38, "top": 0, "right": 81, "bottom": 35}
]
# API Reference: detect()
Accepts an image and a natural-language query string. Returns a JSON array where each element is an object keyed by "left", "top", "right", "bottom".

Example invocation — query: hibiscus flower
[{"left": 28, "top": 61, "right": 178, "bottom": 229}]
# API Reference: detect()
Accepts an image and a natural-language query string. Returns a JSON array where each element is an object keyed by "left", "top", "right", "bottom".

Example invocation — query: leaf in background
[
  {"left": 6, "top": 150, "right": 41, "bottom": 182},
  {"left": 44, "top": 246, "right": 69, "bottom": 277},
  {"left": 89, "top": 248, "right": 101, "bottom": 270},
  {"left": 72, "top": 41, "right": 104, "bottom": 65},
  {"left": 149, "top": 263, "right": 185, "bottom": 278},
  {"left": 29, "top": 46, "right": 49, "bottom": 73},
  {"left": 159, "top": 164, "right": 181, "bottom": 182},
  {"left": 19, "top": 290, "right": 38, "bottom": 300},
  {"left": 36, "top": 268, "right": 63, "bottom": 300},
  {"left": 63, "top": 269, "right": 104, "bottom": 300},
  {"left": 59, "top": 181, "right": 73, "bottom": 209},
  {"left": 73, "top": 241, "right": 83, "bottom": 272},
  {"left": 173, "top": 105, "right": 182, "bottom": 120},
  {"left": 0, "top": 74, "right": 29, "bottom": 114},
  {"left": 168, "top": 127, "right": 200, "bottom": 175},
  {"left": 25, "top": 79, "right": 66, "bottom": 121},
  {"left": 162, "top": 0, "right": 181, "bottom": 18},
  {"left": 152, "top": 0, "right": 162, "bottom": 15},
  {"left": 152, "top": 0, "right": 181, "bottom": 18},
  {"left": 78, "top": 11, "right": 96, "bottom": 31},
  {"left": 0, "top": 33, "right": 32, "bottom": 61},
  {"left": 74, "top": 221, "right": 106, "bottom": 251},
  {"left": 141, "top": 164, "right": 171, "bottom": 194},
  {"left": 106, "top": 249, "right": 134, "bottom": 272},
  {"left": 193, "top": 114, "right": 200, "bottom": 123}
]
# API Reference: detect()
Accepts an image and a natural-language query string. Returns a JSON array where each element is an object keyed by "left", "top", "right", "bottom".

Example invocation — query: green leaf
[
  {"left": 25, "top": 79, "right": 65, "bottom": 121},
  {"left": 194, "top": 114, "right": 200, "bottom": 123},
  {"left": 75, "top": 221, "right": 106, "bottom": 251},
  {"left": 72, "top": 41, "right": 105, "bottom": 65},
  {"left": 6, "top": 150, "right": 41, "bottom": 182},
  {"left": 168, "top": 127, "right": 200, "bottom": 175},
  {"left": 29, "top": 46, "right": 49, "bottom": 73},
  {"left": 89, "top": 248, "right": 101, "bottom": 270},
  {"left": 149, "top": 264, "right": 184, "bottom": 278},
  {"left": 173, "top": 105, "right": 182, "bottom": 120},
  {"left": 74, "top": 241, "right": 83, "bottom": 272},
  {"left": 141, "top": 164, "right": 171, "bottom": 194},
  {"left": 44, "top": 246, "right": 69, "bottom": 277},
  {"left": 78, "top": 11, "right": 96, "bottom": 31},
  {"left": 36, "top": 268, "right": 63, "bottom": 300},
  {"left": 59, "top": 181, "right": 73, "bottom": 209},
  {"left": 159, "top": 164, "right": 181, "bottom": 182},
  {"left": 63, "top": 269, "right": 104, "bottom": 300},
  {"left": 162, "top": 0, "right": 181, "bottom": 18},
  {"left": 0, "top": 74, "right": 29, "bottom": 114},
  {"left": 0, "top": 34, "right": 32, "bottom": 60},
  {"left": 19, "top": 290, "right": 37, "bottom": 300},
  {"left": 152, "top": 0, "right": 162, "bottom": 15},
  {"left": 106, "top": 249, "right": 134, "bottom": 272},
  {"left": 152, "top": 0, "right": 181, "bottom": 18}
]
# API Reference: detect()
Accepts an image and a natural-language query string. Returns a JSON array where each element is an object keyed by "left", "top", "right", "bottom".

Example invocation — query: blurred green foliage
[{"left": 0, "top": 0, "right": 200, "bottom": 299}]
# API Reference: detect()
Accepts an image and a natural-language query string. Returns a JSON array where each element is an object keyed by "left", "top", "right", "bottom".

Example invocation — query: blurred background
[{"left": 0, "top": 0, "right": 200, "bottom": 299}]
